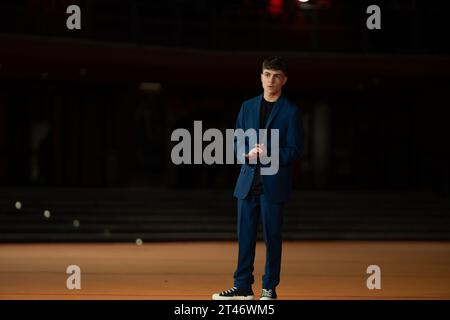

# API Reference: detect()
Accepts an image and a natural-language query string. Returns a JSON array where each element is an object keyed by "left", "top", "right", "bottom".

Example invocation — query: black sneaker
[
  {"left": 260, "top": 288, "right": 277, "bottom": 300},
  {"left": 212, "top": 287, "right": 254, "bottom": 300}
]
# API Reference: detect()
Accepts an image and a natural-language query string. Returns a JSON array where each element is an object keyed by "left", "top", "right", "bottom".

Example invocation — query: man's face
[{"left": 261, "top": 68, "right": 287, "bottom": 96}]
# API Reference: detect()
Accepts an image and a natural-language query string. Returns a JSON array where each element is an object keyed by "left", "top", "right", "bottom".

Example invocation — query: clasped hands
[{"left": 244, "top": 144, "right": 266, "bottom": 160}]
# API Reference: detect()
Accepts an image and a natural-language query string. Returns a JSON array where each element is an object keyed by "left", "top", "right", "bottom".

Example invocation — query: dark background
[{"left": 0, "top": 0, "right": 449, "bottom": 241}]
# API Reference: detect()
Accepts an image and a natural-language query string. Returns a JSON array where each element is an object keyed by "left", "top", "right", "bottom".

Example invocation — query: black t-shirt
[{"left": 250, "top": 97, "right": 275, "bottom": 195}]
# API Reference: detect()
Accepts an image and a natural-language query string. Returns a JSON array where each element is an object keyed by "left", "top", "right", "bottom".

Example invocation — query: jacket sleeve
[{"left": 278, "top": 107, "right": 304, "bottom": 166}]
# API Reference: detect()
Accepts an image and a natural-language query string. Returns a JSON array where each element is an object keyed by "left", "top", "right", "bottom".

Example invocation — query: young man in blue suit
[{"left": 213, "top": 56, "right": 304, "bottom": 300}]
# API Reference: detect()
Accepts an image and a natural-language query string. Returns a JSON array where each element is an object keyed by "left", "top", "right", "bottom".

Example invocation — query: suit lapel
[
  {"left": 265, "top": 95, "right": 283, "bottom": 129},
  {"left": 253, "top": 94, "right": 262, "bottom": 130}
]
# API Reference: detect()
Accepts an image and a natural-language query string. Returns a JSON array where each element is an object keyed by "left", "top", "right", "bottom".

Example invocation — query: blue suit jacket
[{"left": 233, "top": 94, "right": 304, "bottom": 203}]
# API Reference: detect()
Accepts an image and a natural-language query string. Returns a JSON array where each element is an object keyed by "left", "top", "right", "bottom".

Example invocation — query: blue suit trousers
[{"left": 233, "top": 193, "right": 283, "bottom": 290}]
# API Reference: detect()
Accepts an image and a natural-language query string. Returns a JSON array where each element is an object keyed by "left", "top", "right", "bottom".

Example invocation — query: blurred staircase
[{"left": 1, "top": 188, "right": 449, "bottom": 242}]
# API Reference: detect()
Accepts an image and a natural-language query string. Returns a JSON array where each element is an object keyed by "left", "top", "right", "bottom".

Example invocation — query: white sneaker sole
[
  {"left": 259, "top": 297, "right": 276, "bottom": 300},
  {"left": 212, "top": 294, "right": 254, "bottom": 300}
]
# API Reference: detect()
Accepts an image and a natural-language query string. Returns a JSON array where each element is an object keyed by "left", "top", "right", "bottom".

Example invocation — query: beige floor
[{"left": 0, "top": 241, "right": 449, "bottom": 299}]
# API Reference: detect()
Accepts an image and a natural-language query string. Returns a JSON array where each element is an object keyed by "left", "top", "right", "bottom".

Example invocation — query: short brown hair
[{"left": 262, "top": 56, "right": 288, "bottom": 75}]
